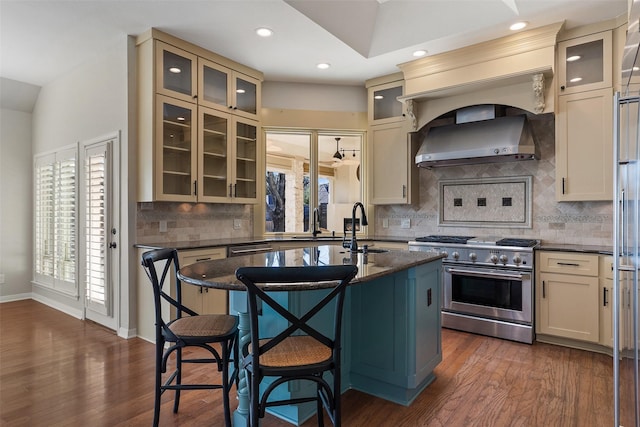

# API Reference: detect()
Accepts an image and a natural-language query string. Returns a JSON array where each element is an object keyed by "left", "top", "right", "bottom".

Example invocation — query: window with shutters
[
  {"left": 84, "top": 144, "right": 109, "bottom": 314},
  {"left": 33, "top": 146, "right": 78, "bottom": 296}
]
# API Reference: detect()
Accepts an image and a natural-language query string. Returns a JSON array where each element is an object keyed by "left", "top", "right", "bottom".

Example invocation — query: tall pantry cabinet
[{"left": 136, "top": 30, "right": 263, "bottom": 203}]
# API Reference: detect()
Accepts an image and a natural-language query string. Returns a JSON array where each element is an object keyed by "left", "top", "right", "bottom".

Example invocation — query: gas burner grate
[
  {"left": 495, "top": 238, "right": 538, "bottom": 247},
  {"left": 414, "top": 235, "right": 475, "bottom": 244}
]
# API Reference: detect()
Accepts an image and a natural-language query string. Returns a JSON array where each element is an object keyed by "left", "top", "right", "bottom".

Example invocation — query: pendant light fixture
[{"left": 333, "top": 137, "right": 343, "bottom": 160}]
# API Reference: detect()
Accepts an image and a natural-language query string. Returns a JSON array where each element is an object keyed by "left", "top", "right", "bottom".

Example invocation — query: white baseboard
[
  {"left": 0, "top": 293, "right": 33, "bottom": 303},
  {"left": 118, "top": 327, "right": 137, "bottom": 339},
  {"left": 31, "top": 294, "right": 84, "bottom": 319}
]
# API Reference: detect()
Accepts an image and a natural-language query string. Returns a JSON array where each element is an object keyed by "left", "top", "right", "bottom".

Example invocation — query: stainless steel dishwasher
[{"left": 227, "top": 243, "right": 273, "bottom": 257}]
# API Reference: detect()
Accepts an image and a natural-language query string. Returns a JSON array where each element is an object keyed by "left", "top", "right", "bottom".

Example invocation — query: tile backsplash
[
  {"left": 375, "top": 112, "right": 613, "bottom": 247},
  {"left": 136, "top": 202, "right": 253, "bottom": 244}
]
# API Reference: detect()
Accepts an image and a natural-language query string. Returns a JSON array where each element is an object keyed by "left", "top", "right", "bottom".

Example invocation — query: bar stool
[
  {"left": 235, "top": 264, "right": 358, "bottom": 427},
  {"left": 141, "top": 248, "right": 238, "bottom": 427}
]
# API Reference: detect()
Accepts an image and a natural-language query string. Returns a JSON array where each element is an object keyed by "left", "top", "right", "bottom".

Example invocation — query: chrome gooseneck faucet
[
  {"left": 312, "top": 207, "right": 321, "bottom": 238},
  {"left": 349, "top": 202, "right": 368, "bottom": 252}
]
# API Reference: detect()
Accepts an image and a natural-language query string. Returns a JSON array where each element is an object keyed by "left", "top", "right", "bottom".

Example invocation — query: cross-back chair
[
  {"left": 235, "top": 264, "right": 359, "bottom": 427},
  {"left": 141, "top": 248, "right": 238, "bottom": 427}
]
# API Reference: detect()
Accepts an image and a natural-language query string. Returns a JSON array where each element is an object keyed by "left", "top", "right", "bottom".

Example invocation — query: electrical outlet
[
  {"left": 401, "top": 218, "right": 411, "bottom": 229},
  {"left": 233, "top": 219, "right": 242, "bottom": 230},
  {"left": 382, "top": 218, "right": 389, "bottom": 228},
  {"left": 159, "top": 220, "right": 167, "bottom": 233}
]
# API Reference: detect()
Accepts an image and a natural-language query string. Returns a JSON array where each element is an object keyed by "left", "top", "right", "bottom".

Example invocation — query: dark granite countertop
[
  {"left": 537, "top": 243, "right": 613, "bottom": 255},
  {"left": 135, "top": 235, "right": 410, "bottom": 250},
  {"left": 177, "top": 245, "right": 443, "bottom": 291}
]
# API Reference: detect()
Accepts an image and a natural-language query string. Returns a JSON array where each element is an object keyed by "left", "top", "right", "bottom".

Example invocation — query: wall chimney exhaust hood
[{"left": 414, "top": 106, "right": 537, "bottom": 168}]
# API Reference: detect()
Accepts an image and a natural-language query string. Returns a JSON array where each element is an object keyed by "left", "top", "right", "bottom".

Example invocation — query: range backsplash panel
[{"left": 375, "top": 112, "right": 613, "bottom": 247}]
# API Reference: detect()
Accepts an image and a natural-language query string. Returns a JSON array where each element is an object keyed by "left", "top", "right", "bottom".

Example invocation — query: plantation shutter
[
  {"left": 84, "top": 143, "right": 110, "bottom": 314},
  {"left": 33, "top": 146, "right": 78, "bottom": 295}
]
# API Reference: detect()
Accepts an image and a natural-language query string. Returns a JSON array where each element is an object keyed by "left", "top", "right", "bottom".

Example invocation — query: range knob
[
  {"left": 490, "top": 254, "right": 499, "bottom": 264},
  {"left": 451, "top": 251, "right": 460, "bottom": 260},
  {"left": 513, "top": 255, "right": 522, "bottom": 265},
  {"left": 499, "top": 254, "right": 508, "bottom": 264},
  {"left": 440, "top": 250, "right": 449, "bottom": 258},
  {"left": 469, "top": 252, "right": 477, "bottom": 262}
]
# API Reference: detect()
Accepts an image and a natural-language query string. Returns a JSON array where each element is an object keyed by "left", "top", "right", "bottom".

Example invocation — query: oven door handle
[{"left": 445, "top": 267, "right": 527, "bottom": 281}]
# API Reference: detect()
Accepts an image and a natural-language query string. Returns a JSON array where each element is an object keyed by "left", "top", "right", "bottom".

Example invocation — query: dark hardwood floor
[{"left": 0, "top": 300, "right": 613, "bottom": 426}]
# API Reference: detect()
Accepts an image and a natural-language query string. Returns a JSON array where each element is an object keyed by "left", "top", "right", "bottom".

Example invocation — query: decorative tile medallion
[{"left": 439, "top": 176, "right": 532, "bottom": 228}]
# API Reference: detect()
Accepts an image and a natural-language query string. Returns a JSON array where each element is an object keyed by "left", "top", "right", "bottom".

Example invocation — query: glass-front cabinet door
[
  {"left": 368, "top": 81, "right": 404, "bottom": 125},
  {"left": 199, "top": 59, "right": 231, "bottom": 111},
  {"left": 155, "top": 41, "right": 197, "bottom": 103},
  {"left": 199, "top": 58, "right": 260, "bottom": 120},
  {"left": 198, "top": 108, "right": 231, "bottom": 201},
  {"left": 233, "top": 119, "right": 258, "bottom": 202},
  {"left": 233, "top": 74, "right": 260, "bottom": 120},
  {"left": 557, "top": 31, "right": 612, "bottom": 95},
  {"left": 155, "top": 95, "right": 197, "bottom": 202},
  {"left": 197, "top": 108, "right": 258, "bottom": 203}
]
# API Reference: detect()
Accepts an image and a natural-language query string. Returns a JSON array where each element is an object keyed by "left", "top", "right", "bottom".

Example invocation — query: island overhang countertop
[{"left": 177, "top": 245, "right": 444, "bottom": 290}]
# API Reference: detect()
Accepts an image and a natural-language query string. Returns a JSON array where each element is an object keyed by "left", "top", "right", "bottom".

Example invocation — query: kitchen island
[{"left": 178, "top": 245, "right": 443, "bottom": 426}]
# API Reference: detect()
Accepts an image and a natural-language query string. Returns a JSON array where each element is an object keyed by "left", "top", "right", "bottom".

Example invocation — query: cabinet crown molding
[{"left": 398, "top": 22, "right": 564, "bottom": 80}]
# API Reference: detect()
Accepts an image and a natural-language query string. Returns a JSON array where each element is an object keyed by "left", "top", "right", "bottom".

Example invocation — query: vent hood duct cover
[{"left": 415, "top": 114, "right": 537, "bottom": 168}]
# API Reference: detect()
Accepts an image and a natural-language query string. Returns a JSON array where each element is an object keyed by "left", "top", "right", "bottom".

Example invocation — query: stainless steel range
[{"left": 408, "top": 235, "right": 539, "bottom": 344}]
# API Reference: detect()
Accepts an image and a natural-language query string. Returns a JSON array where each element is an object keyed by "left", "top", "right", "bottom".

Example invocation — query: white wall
[
  {"left": 0, "top": 108, "right": 33, "bottom": 300},
  {"left": 262, "top": 81, "right": 366, "bottom": 111},
  {"left": 31, "top": 37, "right": 135, "bottom": 334}
]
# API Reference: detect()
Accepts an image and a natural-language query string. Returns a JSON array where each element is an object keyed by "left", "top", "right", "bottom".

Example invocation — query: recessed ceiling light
[
  {"left": 236, "top": 89, "right": 246, "bottom": 94},
  {"left": 374, "top": 95, "right": 384, "bottom": 100},
  {"left": 569, "top": 77, "right": 583, "bottom": 83},
  {"left": 255, "top": 27, "right": 273, "bottom": 37},
  {"left": 413, "top": 49, "right": 427, "bottom": 57},
  {"left": 510, "top": 21, "right": 528, "bottom": 31},
  {"left": 169, "top": 67, "right": 181, "bottom": 73},
  {"left": 567, "top": 55, "right": 581, "bottom": 62},
  {"left": 317, "top": 63, "right": 331, "bottom": 70},
  {"left": 177, "top": 116, "right": 185, "bottom": 121}
]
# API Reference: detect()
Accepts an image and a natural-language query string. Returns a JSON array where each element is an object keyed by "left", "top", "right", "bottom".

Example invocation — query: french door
[{"left": 80, "top": 133, "right": 119, "bottom": 330}]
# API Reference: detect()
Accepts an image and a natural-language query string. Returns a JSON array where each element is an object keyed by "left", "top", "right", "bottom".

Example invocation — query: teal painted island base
[{"left": 229, "top": 258, "right": 442, "bottom": 425}]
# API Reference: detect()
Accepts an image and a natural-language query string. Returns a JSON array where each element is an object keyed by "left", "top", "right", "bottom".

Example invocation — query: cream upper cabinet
[
  {"left": 555, "top": 88, "right": 613, "bottom": 201},
  {"left": 368, "top": 80, "right": 405, "bottom": 125},
  {"left": 557, "top": 31, "right": 612, "bottom": 95},
  {"left": 367, "top": 75, "right": 418, "bottom": 205},
  {"left": 198, "top": 58, "right": 261, "bottom": 121},
  {"left": 536, "top": 251, "right": 600, "bottom": 343},
  {"left": 155, "top": 41, "right": 198, "bottom": 103},
  {"left": 198, "top": 107, "right": 258, "bottom": 203},
  {"left": 369, "top": 121, "right": 418, "bottom": 205},
  {"left": 555, "top": 31, "right": 614, "bottom": 202},
  {"left": 154, "top": 95, "right": 198, "bottom": 202},
  {"left": 137, "top": 30, "right": 263, "bottom": 203}
]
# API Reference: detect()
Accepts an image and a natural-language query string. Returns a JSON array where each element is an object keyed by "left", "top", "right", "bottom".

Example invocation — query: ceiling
[{"left": 0, "top": 0, "right": 628, "bottom": 110}]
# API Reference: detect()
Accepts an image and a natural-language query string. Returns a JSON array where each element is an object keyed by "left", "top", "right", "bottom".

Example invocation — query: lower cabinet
[
  {"left": 349, "top": 260, "right": 442, "bottom": 404},
  {"left": 536, "top": 251, "right": 617, "bottom": 348},
  {"left": 177, "top": 248, "right": 228, "bottom": 314}
]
